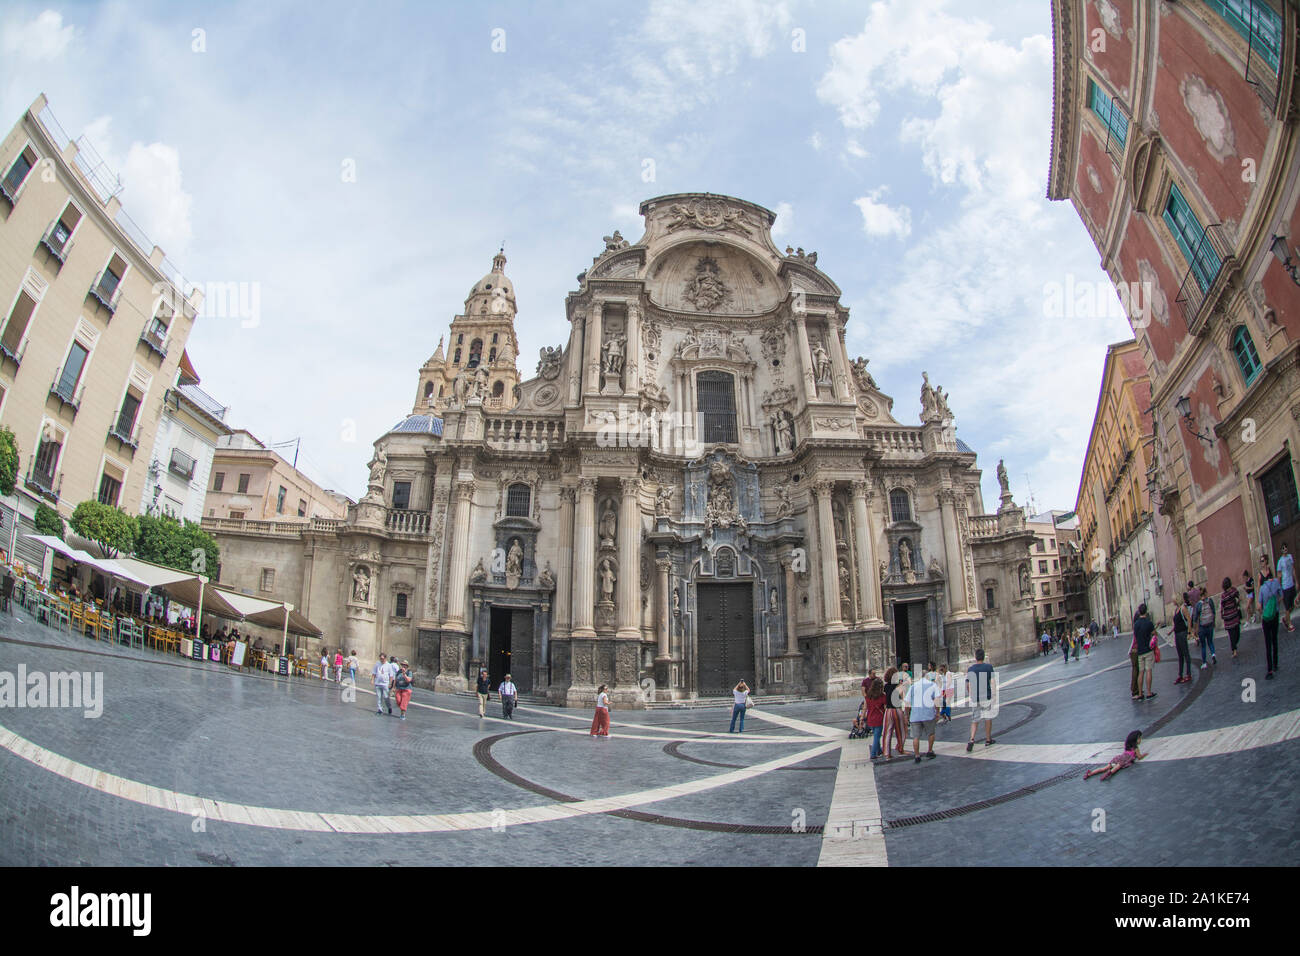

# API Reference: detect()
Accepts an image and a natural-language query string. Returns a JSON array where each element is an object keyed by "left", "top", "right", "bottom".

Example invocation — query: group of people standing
[
  {"left": 853, "top": 651, "right": 997, "bottom": 763},
  {"left": 320, "top": 648, "right": 359, "bottom": 683}
]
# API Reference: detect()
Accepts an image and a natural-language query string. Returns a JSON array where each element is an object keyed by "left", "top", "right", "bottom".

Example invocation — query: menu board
[
  {"left": 191, "top": 640, "right": 206, "bottom": 661},
  {"left": 277, "top": 656, "right": 290, "bottom": 675},
  {"left": 230, "top": 642, "right": 247, "bottom": 668}
]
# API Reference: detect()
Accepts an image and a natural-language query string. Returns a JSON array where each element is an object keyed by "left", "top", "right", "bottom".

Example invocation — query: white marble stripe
[
  {"left": 0, "top": 718, "right": 837, "bottom": 834},
  {"left": 745, "top": 706, "right": 843, "bottom": 739},
  {"left": 818, "top": 743, "right": 887, "bottom": 867}
]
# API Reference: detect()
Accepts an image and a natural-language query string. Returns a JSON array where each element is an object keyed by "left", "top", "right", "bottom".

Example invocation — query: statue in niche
[
  {"left": 812, "top": 341, "right": 832, "bottom": 384},
  {"left": 833, "top": 501, "right": 847, "bottom": 544},
  {"left": 879, "top": 558, "right": 889, "bottom": 583},
  {"left": 655, "top": 485, "right": 674, "bottom": 517},
  {"left": 1019, "top": 564, "right": 1031, "bottom": 597},
  {"left": 537, "top": 562, "right": 555, "bottom": 590},
  {"left": 772, "top": 410, "right": 795, "bottom": 453},
  {"left": 602, "top": 333, "right": 625, "bottom": 376},
  {"left": 683, "top": 256, "right": 731, "bottom": 312},
  {"left": 929, "top": 556, "right": 944, "bottom": 578},
  {"left": 506, "top": 539, "right": 523, "bottom": 578},
  {"left": 470, "top": 558, "right": 487, "bottom": 584},
  {"left": 770, "top": 586, "right": 779, "bottom": 610},
  {"left": 599, "top": 558, "right": 617, "bottom": 603},
  {"left": 898, "top": 539, "right": 913, "bottom": 575},
  {"left": 774, "top": 481, "right": 793, "bottom": 519},
  {"left": 672, "top": 588, "right": 681, "bottom": 615},
  {"left": 598, "top": 500, "right": 617, "bottom": 549},
  {"left": 352, "top": 566, "right": 371, "bottom": 604}
]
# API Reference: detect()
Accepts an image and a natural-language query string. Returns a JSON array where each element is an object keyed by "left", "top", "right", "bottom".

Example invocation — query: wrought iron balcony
[
  {"left": 0, "top": 336, "right": 24, "bottom": 368},
  {"left": 139, "top": 324, "right": 168, "bottom": 359},
  {"left": 1173, "top": 223, "right": 1232, "bottom": 332},
  {"left": 48, "top": 373, "right": 84, "bottom": 413},
  {"left": 0, "top": 178, "right": 18, "bottom": 210},
  {"left": 168, "top": 447, "right": 196, "bottom": 481},
  {"left": 108, "top": 409, "right": 141, "bottom": 452},
  {"left": 1242, "top": 0, "right": 1283, "bottom": 112},
  {"left": 24, "top": 466, "right": 60, "bottom": 502},
  {"left": 38, "top": 220, "right": 74, "bottom": 265},
  {"left": 87, "top": 270, "right": 122, "bottom": 315}
]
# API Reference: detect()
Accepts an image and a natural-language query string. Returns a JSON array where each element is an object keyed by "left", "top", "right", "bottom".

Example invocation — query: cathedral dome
[{"left": 465, "top": 249, "right": 516, "bottom": 310}]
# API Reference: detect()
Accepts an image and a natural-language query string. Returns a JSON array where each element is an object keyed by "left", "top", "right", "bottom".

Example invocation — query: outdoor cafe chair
[{"left": 50, "top": 596, "right": 71, "bottom": 631}]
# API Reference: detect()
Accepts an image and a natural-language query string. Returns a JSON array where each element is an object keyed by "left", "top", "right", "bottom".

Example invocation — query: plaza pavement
[{"left": 1, "top": 603, "right": 1297, "bottom": 866}]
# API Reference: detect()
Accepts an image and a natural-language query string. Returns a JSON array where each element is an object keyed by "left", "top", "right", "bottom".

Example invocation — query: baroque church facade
[{"left": 207, "top": 193, "right": 1039, "bottom": 705}]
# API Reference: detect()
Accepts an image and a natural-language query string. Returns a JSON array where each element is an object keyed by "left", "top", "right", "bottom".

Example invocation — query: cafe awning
[{"left": 25, "top": 535, "right": 150, "bottom": 587}]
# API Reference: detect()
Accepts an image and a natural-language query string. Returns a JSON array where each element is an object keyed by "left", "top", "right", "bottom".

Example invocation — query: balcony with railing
[
  {"left": 24, "top": 464, "right": 61, "bottom": 502},
  {"left": 48, "top": 372, "right": 84, "bottom": 414},
  {"left": 1240, "top": 0, "right": 1284, "bottom": 112},
  {"left": 386, "top": 509, "right": 430, "bottom": 535},
  {"left": 168, "top": 447, "right": 196, "bottom": 482},
  {"left": 1173, "top": 223, "right": 1232, "bottom": 332},
  {"left": 139, "top": 321, "right": 168, "bottom": 359},
  {"left": 87, "top": 269, "right": 122, "bottom": 315},
  {"left": 969, "top": 514, "right": 1000, "bottom": 539},
  {"left": 863, "top": 426, "right": 926, "bottom": 457},
  {"left": 38, "top": 220, "right": 74, "bottom": 266},
  {"left": 176, "top": 383, "right": 228, "bottom": 421},
  {"left": 107, "top": 408, "right": 142, "bottom": 452},
  {"left": 483, "top": 416, "right": 564, "bottom": 453},
  {"left": 0, "top": 336, "right": 25, "bottom": 369}
]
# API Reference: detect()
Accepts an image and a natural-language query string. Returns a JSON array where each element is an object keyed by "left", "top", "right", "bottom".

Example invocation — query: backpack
[
  {"left": 1198, "top": 597, "right": 1215, "bottom": 628},
  {"left": 1263, "top": 593, "right": 1278, "bottom": 622}
]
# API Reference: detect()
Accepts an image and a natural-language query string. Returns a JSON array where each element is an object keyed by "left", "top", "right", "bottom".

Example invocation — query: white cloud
[
  {"left": 2, "top": 9, "right": 76, "bottom": 61},
  {"left": 808, "top": 131, "right": 823, "bottom": 151},
  {"left": 770, "top": 201, "right": 793, "bottom": 238},
  {"left": 121, "top": 142, "right": 194, "bottom": 255},
  {"left": 854, "top": 188, "right": 911, "bottom": 240}
]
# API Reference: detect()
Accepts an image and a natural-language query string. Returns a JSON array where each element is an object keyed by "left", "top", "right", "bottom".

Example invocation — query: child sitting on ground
[{"left": 1085, "top": 730, "right": 1146, "bottom": 781}]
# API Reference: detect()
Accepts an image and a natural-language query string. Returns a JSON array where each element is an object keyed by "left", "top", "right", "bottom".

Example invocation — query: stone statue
[
  {"left": 602, "top": 230, "right": 629, "bottom": 252},
  {"left": 935, "top": 385, "right": 951, "bottom": 420},
  {"left": 920, "top": 372, "right": 939, "bottom": 421},
  {"left": 812, "top": 341, "right": 832, "bottom": 384},
  {"left": 838, "top": 559, "right": 852, "bottom": 599},
  {"left": 898, "top": 539, "right": 912, "bottom": 574},
  {"left": 599, "top": 558, "right": 616, "bottom": 603},
  {"left": 879, "top": 558, "right": 889, "bottom": 583},
  {"left": 655, "top": 485, "right": 673, "bottom": 517},
  {"left": 368, "top": 448, "right": 386, "bottom": 485},
  {"left": 774, "top": 481, "right": 793, "bottom": 518},
  {"left": 833, "top": 501, "right": 847, "bottom": 543},
  {"left": 850, "top": 356, "right": 877, "bottom": 391},
  {"left": 928, "top": 556, "right": 944, "bottom": 578},
  {"left": 773, "top": 411, "right": 794, "bottom": 453},
  {"left": 1019, "top": 564, "right": 1030, "bottom": 596},
  {"left": 997, "top": 459, "right": 1010, "bottom": 496},
  {"left": 537, "top": 562, "right": 555, "bottom": 590},
  {"left": 770, "top": 587, "right": 779, "bottom": 610},
  {"left": 602, "top": 333, "right": 625, "bottom": 376},
  {"left": 452, "top": 372, "right": 469, "bottom": 405},
  {"left": 672, "top": 588, "right": 681, "bottom": 615},
  {"left": 352, "top": 566, "right": 371, "bottom": 604},
  {"left": 506, "top": 539, "right": 523, "bottom": 578},
  {"left": 599, "top": 501, "right": 618, "bottom": 549},
  {"left": 537, "top": 345, "right": 563, "bottom": 379},
  {"left": 473, "top": 364, "right": 490, "bottom": 399},
  {"left": 470, "top": 558, "right": 487, "bottom": 584}
]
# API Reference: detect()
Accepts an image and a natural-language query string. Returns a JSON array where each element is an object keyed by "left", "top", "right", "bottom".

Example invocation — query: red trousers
[{"left": 590, "top": 707, "right": 610, "bottom": 736}]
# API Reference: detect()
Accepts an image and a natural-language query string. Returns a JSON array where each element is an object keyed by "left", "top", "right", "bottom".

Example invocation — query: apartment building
[{"left": 205, "top": 429, "right": 350, "bottom": 522}]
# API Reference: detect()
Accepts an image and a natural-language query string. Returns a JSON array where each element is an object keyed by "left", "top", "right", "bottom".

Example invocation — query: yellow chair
[
  {"left": 70, "top": 602, "right": 86, "bottom": 635},
  {"left": 82, "top": 608, "right": 100, "bottom": 641}
]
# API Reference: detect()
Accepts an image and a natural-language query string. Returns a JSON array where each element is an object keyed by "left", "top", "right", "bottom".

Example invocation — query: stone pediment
[{"left": 645, "top": 241, "right": 782, "bottom": 316}]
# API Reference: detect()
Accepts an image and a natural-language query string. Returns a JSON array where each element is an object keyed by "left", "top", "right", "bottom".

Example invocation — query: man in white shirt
[
  {"left": 903, "top": 663, "right": 942, "bottom": 764},
  {"left": 372, "top": 653, "right": 393, "bottom": 715},
  {"left": 498, "top": 674, "right": 518, "bottom": 719}
]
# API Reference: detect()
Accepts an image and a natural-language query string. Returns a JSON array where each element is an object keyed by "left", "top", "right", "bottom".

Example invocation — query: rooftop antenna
[{"left": 1024, "top": 473, "right": 1039, "bottom": 518}]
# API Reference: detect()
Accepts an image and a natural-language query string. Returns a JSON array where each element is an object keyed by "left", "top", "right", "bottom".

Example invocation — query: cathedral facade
[{"left": 207, "top": 193, "right": 1038, "bottom": 705}]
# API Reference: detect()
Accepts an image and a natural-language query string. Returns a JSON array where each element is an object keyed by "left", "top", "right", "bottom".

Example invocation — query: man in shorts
[
  {"left": 903, "top": 662, "right": 941, "bottom": 764},
  {"left": 1278, "top": 544, "right": 1296, "bottom": 620},
  {"left": 966, "top": 648, "right": 997, "bottom": 752},
  {"left": 1133, "top": 603, "right": 1157, "bottom": 701}
]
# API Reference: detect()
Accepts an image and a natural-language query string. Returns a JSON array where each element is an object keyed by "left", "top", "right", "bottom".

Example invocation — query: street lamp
[
  {"left": 1269, "top": 235, "right": 1300, "bottom": 286},
  {"left": 1175, "top": 395, "right": 1215, "bottom": 446}
]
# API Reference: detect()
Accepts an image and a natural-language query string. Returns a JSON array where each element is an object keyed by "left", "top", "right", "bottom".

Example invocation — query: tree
[
  {"left": 0, "top": 426, "right": 18, "bottom": 497},
  {"left": 135, "top": 512, "right": 220, "bottom": 575},
  {"left": 34, "top": 503, "right": 64, "bottom": 540},
  {"left": 69, "top": 500, "right": 138, "bottom": 558}
]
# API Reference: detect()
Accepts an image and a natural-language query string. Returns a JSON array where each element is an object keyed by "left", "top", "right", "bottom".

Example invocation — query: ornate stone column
[
  {"left": 782, "top": 556, "right": 799, "bottom": 653},
  {"left": 585, "top": 300, "right": 604, "bottom": 395},
  {"left": 444, "top": 480, "right": 475, "bottom": 631},
  {"left": 792, "top": 315, "right": 817, "bottom": 402},
  {"left": 813, "top": 479, "right": 844, "bottom": 630},
  {"left": 567, "top": 310, "right": 585, "bottom": 406},
  {"left": 851, "top": 479, "right": 881, "bottom": 623},
  {"left": 938, "top": 487, "right": 969, "bottom": 615},
  {"left": 624, "top": 301, "right": 640, "bottom": 394},
  {"left": 616, "top": 477, "right": 642, "bottom": 639},
  {"left": 656, "top": 556, "right": 671, "bottom": 660},
  {"left": 833, "top": 320, "right": 853, "bottom": 402},
  {"left": 554, "top": 485, "right": 575, "bottom": 637},
  {"left": 571, "top": 477, "right": 597, "bottom": 638}
]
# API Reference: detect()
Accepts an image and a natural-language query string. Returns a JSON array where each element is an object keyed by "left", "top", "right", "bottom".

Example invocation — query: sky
[{"left": 0, "top": 0, "right": 1133, "bottom": 513}]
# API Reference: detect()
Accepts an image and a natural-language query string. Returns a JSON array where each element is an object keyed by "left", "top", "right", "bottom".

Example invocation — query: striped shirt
[{"left": 1221, "top": 586, "right": 1241, "bottom": 628}]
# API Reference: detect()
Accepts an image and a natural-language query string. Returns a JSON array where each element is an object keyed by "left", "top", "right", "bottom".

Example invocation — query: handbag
[
  {"left": 744, "top": 695, "right": 753, "bottom": 709},
  {"left": 1152, "top": 643, "right": 1161, "bottom": 663}
]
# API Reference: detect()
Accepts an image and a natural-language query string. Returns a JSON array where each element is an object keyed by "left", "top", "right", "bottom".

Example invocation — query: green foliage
[
  {"left": 69, "top": 500, "right": 139, "bottom": 558},
  {"left": 135, "top": 512, "right": 220, "bottom": 575},
  {"left": 0, "top": 427, "right": 18, "bottom": 498},
  {"left": 34, "top": 503, "right": 64, "bottom": 540}
]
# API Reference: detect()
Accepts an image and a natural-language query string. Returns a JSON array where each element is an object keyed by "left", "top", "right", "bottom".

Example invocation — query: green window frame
[
  {"left": 1087, "top": 79, "right": 1128, "bottom": 149},
  {"left": 1206, "top": 0, "right": 1283, "bottom": 72},
  {"left": 1231, "top": 325, "right": 1263, "bottom": 385},
  {"left": 1163, "top": 185, "right": 1221, "bottom": 293}
]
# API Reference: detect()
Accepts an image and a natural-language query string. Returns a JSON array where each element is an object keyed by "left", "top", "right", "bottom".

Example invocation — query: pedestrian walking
[
  {"left": 1243, "top": 570, "right": 1257, "bottom": 624},
  {"left": 392, "top": 660, "right": 413, "bottom": 720},
  {"left": 1193, "top": 590, "right": 1217, "bottom": 668},
  {"left": 1072, "top": 627, "right": 1082, "bottom": 660},
  {"left": 1169, "top": 592, "right": 1192, "bottom": 684},
  {"left": 1134, "top": 604, "right": 1157, "bottom": 701},
  {"left": 348, "top": 649, "right": 358, "bottom": 682},
  {"left": 1040, "top": 629, "right": 1051, "bottom": 657},
  {"left": 1112, "top": 621, "right": 1119, "bottom": 642},
  {"left": 1083, "top": 627, "right": 1092, "bottom": 658},
  {"left": 729, "top": 680, "right": 750, "bottom": 733},
  {"left": 590, "top": 684, "right": 611, "bottom": 737},
  {"left": 372, "top": 653, "right": 392, "bottom": 715},
  {"left": 1220, "top": 577, "right": 1242, "bottom": 661},
  {"left": 864, "top": 677, "right": 886, "bottom": 760},
  {"left": 498, "top": 674, "right": 518, "bottom": 719},
  {"left": 903, "top": 663, "right": 940, "bottom": 763},
  {"left": 334, "top": 650, "right": 344, "bottom": 683},
  {"left": 1062, "top": 629, "right": 1072, "bottom": 665},
  {"left": 965, "top": 648, "right": 996, "bottom": 751},
  {"left": 1259, "top": 569, "right": 1284, "bottom": 679},
  {"left": 475, "top": 669, "right": 491, "bottom": 717},
  {"left": 937, "top": 664, "right": 953, "bottom": 723},
  {"left": 320, "top": 648, "right": 330, "bottom": 681},
  {"left": 1084, "top": 730, "right": 1146, "bottom": 781},
  {"left": 882, "top": 666, "right": 906, "bottom": 760},
  {"left": 1279, "top": 544, "right": 1296, "bottom": 622}
]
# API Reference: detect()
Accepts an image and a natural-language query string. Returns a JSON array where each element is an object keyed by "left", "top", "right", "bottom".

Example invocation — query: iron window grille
[
  {"left": 697, "top": 371, "right": 738, "bottom": 444},
  {"left": 505, "top": 482, "right": 531, "bottom": 517}
]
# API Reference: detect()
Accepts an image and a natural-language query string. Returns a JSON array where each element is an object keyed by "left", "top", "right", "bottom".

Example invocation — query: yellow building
[{"left": 204, "top": 429, "right": 351, "bottom": 523}]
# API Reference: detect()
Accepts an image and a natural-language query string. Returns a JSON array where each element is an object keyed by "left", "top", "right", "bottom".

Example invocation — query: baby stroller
[{"left": 848, "top": 700, "right": 869, "bottom": 739}]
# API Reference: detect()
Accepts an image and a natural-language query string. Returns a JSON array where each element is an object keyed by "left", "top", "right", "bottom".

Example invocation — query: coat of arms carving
[{"left": 683, "top": 257, "right": 731, "bottom": 312}]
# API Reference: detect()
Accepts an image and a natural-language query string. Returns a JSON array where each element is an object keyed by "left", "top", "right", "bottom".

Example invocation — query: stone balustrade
[
  {"left": 386, "top": 509, "right": 430, "bottom": 535},
  {"left": 483, "top": 416, "right": 563, "bottom": 452},
  {"left": 862, "top": 427, "right": 926, "bottom": 456}
]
